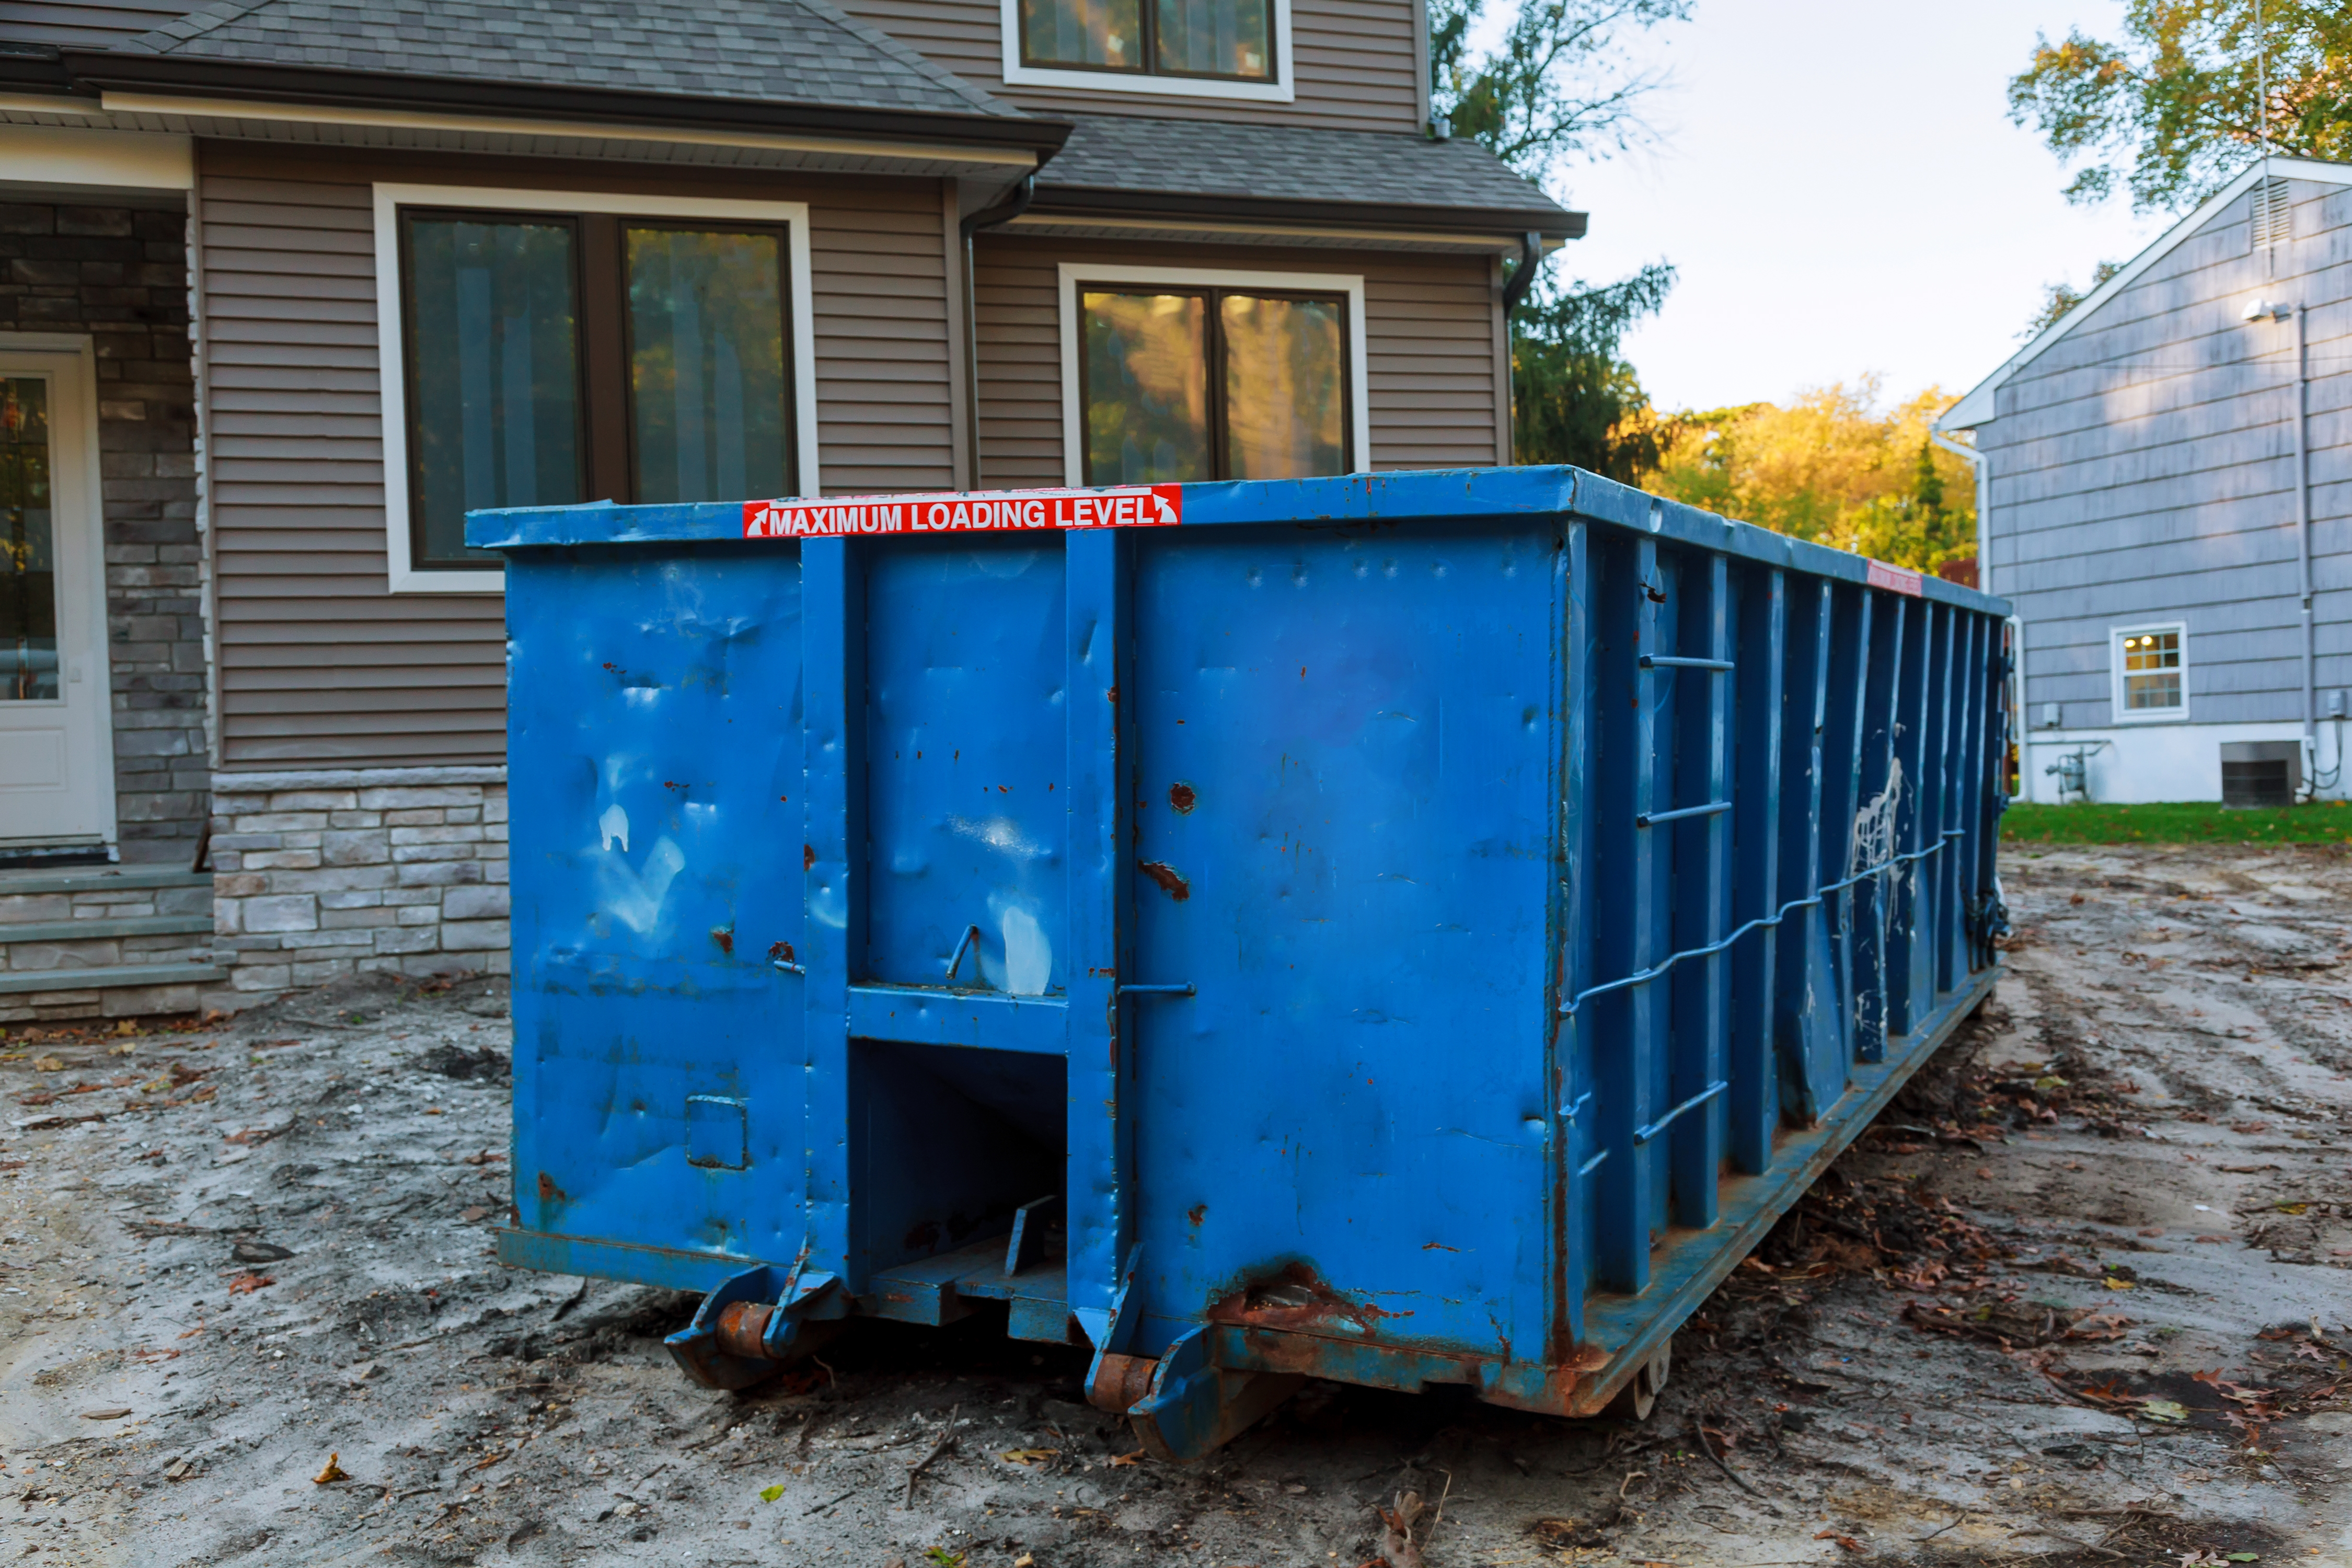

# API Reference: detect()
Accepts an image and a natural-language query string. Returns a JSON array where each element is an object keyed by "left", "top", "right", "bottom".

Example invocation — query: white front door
[{"left": 0, "top": 343, "right": 114, "bottom": 849}]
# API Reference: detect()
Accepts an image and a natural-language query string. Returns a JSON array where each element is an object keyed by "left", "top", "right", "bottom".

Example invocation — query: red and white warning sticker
[
  {"left": 1865, "top": 559, "right": 1924, "bottom": 597},
  {"left": 744, "top": 484, "right": 1182, "bottom": 540}
]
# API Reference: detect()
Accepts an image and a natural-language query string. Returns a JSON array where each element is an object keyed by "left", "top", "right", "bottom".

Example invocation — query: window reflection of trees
[
  {"left": 1084, "top": 291, "right": 1209, "bottom": 485},
  {"left": 626, "top": 229, "right": 788, "bottom": 505},
  {"left": 1082, "top": 287, "right": 1345, "bottom": 485},
  {"left": 1220, "top": 295, "right": 1342, "bottom": 480}
]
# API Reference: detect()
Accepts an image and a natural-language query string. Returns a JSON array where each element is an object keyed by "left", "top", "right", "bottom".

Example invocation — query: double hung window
[
  {"left": 2113, "top": 625, "right": 2187, "bottom": 719},
  {"left": 1078, "top": 285, "right": 1347, "bottom": 484},
  {"left": 1019, "top": 0, "right": 1274, "bottom": 81},
  {"left": 395, "top": 205, "right": 795, "bottom": 573}
]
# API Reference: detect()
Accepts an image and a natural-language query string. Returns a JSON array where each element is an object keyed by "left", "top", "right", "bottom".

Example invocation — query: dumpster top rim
[{"left": 464, "top": 466, "right": 2011, "bottom": 617}]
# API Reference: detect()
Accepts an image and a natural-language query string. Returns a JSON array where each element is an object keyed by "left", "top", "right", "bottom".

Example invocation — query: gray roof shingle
[
  {"left": 1036, "top": 115, "right": 1579, "bottom": 233},
  {"left": 113, "top": 0, "right": 1022, "bottom": 120}
]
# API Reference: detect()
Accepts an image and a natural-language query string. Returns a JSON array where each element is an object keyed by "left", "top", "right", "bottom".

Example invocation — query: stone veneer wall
[
  {"left": 209, "top": 766, "right": 509, "bottom": 995},
  {"left": 0, "top": 199, "right": 207, "bottom": 862}
]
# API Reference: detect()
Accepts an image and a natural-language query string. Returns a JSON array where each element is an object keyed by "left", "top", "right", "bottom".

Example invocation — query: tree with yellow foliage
[{"left": 1644, "top": 378, "right": 1978, "bottom": 573}]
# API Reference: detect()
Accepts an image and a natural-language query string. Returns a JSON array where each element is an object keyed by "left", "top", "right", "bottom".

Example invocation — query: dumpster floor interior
[{"left": 0, "top": 843, "right": 2346, "bottom": 1567}]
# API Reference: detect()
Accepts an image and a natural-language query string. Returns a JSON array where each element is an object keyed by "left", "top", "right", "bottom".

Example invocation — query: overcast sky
[{"left": 1498, "top": 0, "right": 2180, "bottom": 415}]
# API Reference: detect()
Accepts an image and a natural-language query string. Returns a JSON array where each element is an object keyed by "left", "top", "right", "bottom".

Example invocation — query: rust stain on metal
[
  {"left": 769, "top": 940, "right": 797, "bottom": 966},
  {"left": 536, "top": 1171, "right": 566, "bottom": 1205},
  {"left": 1138, "top": 860, "right": 1191, "bottom": 902},
  {"left": 1087, "top": 1351, "right": 1157, "bottom": 1414},
  {"left": 709, "top": 926, "right": 734, "bottom": 956},
  {"left": 714, "top": 1300, "right": 775, "bottom": 1361},
  {"left": 803, "top": 844, "right": 817, "bottom": 872},
  {"left": 1167, "top": 782, "right": 1197, "bottom": 814},
  {"left": 1187, "top": 1203, "right": 1206, "bottom": 1227},
  {"left": 1205, "top": 1262, "right": 1409, "bottom": 1333}
]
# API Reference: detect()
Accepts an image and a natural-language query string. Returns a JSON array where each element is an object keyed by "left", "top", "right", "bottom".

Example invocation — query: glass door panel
[{"left": 0, "top": 377, "right": 56, "bottom": 702}]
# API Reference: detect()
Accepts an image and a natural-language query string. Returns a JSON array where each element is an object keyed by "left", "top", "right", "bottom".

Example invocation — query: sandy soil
[{"left": 0, "top": 843, "right": 2347, "bottom": 1568}]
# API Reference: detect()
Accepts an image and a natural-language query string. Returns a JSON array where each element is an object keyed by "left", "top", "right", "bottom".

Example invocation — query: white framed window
[
  {"left": 1002, "top": 0, "right": 1296, "bottom": 103},
  {"left": 1057, "top": 262, "right": 1369, "bottom": 486},
  {"left": 371, "top": 183, "right": 821, "bottom": 594},
  {"left": 2111, "top": 621, "right": 2188, "bottom": 721}
]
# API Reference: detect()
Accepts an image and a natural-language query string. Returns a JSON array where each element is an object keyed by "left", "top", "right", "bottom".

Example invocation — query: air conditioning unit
[{"left": 2219, "top": 740, "right": 2299, "bottom": 809}]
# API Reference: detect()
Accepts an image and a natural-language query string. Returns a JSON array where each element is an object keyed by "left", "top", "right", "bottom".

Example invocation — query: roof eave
[
  {"left": 1028, "top": 182, "right": 1584, "bottom": 239},
  {"left": 58, "top": 50, "right": 1073, "bottom": 158},
  {"left": 1940, "top": 154, "right": 2352, "bottom": 433}
]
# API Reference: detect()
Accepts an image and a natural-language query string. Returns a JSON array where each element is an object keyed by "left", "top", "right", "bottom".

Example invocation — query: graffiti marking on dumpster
[{"left": 744, "top": 485, "right": 1182, "bottom": 539}]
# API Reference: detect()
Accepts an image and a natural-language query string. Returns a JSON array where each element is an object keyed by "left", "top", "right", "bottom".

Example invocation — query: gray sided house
[
  {"left": 0, "top": 0, "right": 1577, "bottom": 1021},
  {"left": 1943, "top": 157, "right": 2352, "bottom": 808}
]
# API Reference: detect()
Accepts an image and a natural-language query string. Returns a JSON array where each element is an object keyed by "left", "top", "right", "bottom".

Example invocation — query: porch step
[
  {"left": 0, "top": 867, "right": 221, "bottom": 1019},
  {"left": 1, "top": 915, "right": 214, "bottom": 944},
  {"left": 0, "top": 961, "right": 226, "bottom": 997},
  {"left": 0, "top": 866, "right": 212, "bottom": 897}
]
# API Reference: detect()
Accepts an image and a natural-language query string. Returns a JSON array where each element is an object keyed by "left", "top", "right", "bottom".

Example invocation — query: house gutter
[
  {"left": 2291, "top": 303, "right": 2316, "bottom": 792},
  {"left": 958, "top": 175, "right": 1034, "bottom": 489},
  {"left": 1023, "top": 185, "right": 1583, "bottom": 241}
]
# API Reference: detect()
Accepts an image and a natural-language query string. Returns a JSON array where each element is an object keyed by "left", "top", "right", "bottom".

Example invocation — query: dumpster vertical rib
[
  {"left": 1885, "top": 594, "right": 1932, "bottom": 1037},
  {"left": 1668, "top": 552, "right": 1730, "bottom": 1229},
  {"left": 1850, "top": 596, "right": 1905, "bottom": 1065},
  {"left": 1065, "top": 527, "right": 1131, "bottom": 1339},
  {"left": 801, "top": 537, "right": 863, "bottom": 1285},
  {"left": 1912, "top": 603, "right": 1955, "bottom": 1016},
  {"left": 1590, "top": 531, "right": 1657, "bottom": 1294},
  {"left": 1642, "top": 544, "right": 1680, "bottom": 1243},
  {"left": 1931, "top": 606, "right": 1969, "bottom": 998},
  {"left": 1956, "top": 614, "right": 1994, "bottom": 970},
  {"left": 1557, "top": 520, "right": 1597, "bottom": 1343},
  {"left": 1966, "top": 611, "right": 2004, "bottom": 959},
  {"left": 1726, "top": 566, "right": 1784, "bottom": 1174},
  {"left": 1773, "top": 579, "right": 1834, "bottom": 1121},
  {"left": 1819, "top": 588, "right": 1873, "bottom": 1081},
  {"left": 1947, "top": 611, "right": 1985, "bottom": 992}
]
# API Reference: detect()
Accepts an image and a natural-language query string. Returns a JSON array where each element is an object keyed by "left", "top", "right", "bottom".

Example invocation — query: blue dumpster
[{"left": 471, "top": 467, "right": 2010, "bottom": 1459}]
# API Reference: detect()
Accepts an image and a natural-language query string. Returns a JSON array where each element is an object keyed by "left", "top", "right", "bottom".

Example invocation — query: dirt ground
[{"left": 1, "top": 842, "right": 2347, "bottom": 1568}]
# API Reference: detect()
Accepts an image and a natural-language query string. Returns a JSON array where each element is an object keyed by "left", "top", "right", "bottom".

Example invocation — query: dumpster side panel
[
  {"left": 1128, "top": 520, "right": 1558, "bottom": 1355},
  {"left": 505, "top": 545, "right": 807, "bottom": 1275},
  {"left": 863, "top": 541, "right": 1071, "bottom": 995}
]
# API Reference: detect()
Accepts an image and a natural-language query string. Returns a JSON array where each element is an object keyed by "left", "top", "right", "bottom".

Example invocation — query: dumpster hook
[{"left": 944, "top": 924, "right": 983, "bottom": 984}]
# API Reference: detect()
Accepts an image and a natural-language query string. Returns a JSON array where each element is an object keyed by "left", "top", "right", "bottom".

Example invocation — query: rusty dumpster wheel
[{"left": 1608, "top": 1339, "right": 1671, "bottom": 1422}]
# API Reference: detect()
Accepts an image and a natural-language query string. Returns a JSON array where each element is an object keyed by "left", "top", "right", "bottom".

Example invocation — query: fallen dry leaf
[
  {"left": 227, "top": 1273, "right": 274, "bottom": 1295},
  {"left": 1815, "top": 1528, "right": 1865, "bottom": 1553},
  {"left": 1107, "top": 1449, "right": 1147, "bottom": 1468},
  {"left": 314, "top": 1454, "right": 349, "bottom": 1484},
  {"left": 998, "top": 1448, "right": 1059, "bottom": 1465}
]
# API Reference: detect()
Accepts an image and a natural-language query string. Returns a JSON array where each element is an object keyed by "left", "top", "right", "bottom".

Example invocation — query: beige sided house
[{"left": 0, "top": 0, "right": 1578, "bottom": 1021}]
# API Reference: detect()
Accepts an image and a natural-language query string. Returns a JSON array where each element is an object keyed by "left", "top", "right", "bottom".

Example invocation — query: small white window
[{"left": 2111, "top": 623, "right": 2187, "bottom": 720}]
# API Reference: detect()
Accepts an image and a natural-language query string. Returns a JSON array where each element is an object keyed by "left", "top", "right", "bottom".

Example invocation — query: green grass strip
[{"left": 2000, "top": 800, "right": 2352, "bottom": 845}]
